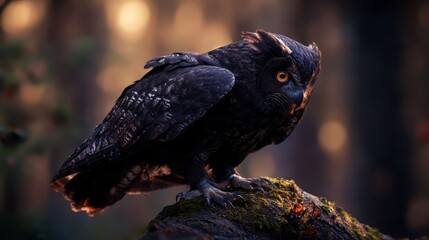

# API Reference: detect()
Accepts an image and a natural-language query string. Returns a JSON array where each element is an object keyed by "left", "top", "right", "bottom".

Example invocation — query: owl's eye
[{"left": 276, "top": 71, "right": 289, "bottom": 83}]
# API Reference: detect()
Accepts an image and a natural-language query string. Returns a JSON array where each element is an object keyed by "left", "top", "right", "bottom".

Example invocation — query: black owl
[{"left": 51, "top": 29, "right": 322, "bottom": 215}]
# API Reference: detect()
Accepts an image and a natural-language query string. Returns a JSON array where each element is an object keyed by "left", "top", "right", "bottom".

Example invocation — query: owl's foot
[
  {"left": 200, "top": 180, "right": 245, "bottom": 209},
  {"left": 176, "top": 180, "right": 244, "bottom": 209},
  {"left": 229, "top": 174, "right": 273, "bottom": 192},
  {"left": 176, "top": 189, "right": 202, "bottom": 202}
]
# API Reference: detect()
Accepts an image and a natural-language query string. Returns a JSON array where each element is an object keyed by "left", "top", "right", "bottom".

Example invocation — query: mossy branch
[{"left": 141, "top": 178, "right": 393, "bottom": 240}]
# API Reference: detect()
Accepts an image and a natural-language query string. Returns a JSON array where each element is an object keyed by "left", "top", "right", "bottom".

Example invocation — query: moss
[
  {"left": 219, "top": 190, "right": 283, "bottom": 232},
  {"left": 339, "top": 208, "right": 364, "bottom": 238},
  {"left": 214, "top": 177, "right": 306, "bottom": 233},
  {"left": 151, "top": 177, "right": 304, "bottom": 234},
  {"left": 155, "top": 197, "right": 206, "bottom": 222},
  {"left": 336, "top": 205, "right": 384, "bottom": 239},
  {"left": 364, "top": 225, "right": 384, "bottom": 240},
  {"left": 148, "top": 177, "right": 388, "bottom": 239},
  {"left": 319, "top": 196, "right": 335, "bottom": 214},
  {"left": 319, "top": 196, "right": 328, "bottom": 204}
]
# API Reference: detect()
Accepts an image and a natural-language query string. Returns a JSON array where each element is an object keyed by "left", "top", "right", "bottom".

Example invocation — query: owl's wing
[{"left": 52, "top": 54, "right": 235, "bottom": 181}]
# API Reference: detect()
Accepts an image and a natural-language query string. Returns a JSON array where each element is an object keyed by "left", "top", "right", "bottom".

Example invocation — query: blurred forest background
[{"left": 0, "top": 0, "right": 428, "bottom": 239}]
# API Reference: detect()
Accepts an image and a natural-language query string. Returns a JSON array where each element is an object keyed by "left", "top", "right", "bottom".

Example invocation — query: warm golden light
[
  {"left": 96, "top": 64, "right": 131, "bottom": 95},
  {"left": 169, "top": 3, "right": 231, "bottom": 52},
  {"left": 118, "top": 1, "right": 150, "bottom": 34},
  {"left": 173, "top": 2, "right": 204, "bottom": 37},
  {"left": 96, "top": 64, "right": 143, "bottom": 115},
  {"left": 107, "top": 0, "right": 150, "bottom": 41},
  {"left": 197, "top": 22, "right": 232, "bottom": 51},
  {"left": 1, "top": 0, "right": 41, "bottom": 36},
  {"left": 318, "top": 120, "right": 348, "bottom": 153}
]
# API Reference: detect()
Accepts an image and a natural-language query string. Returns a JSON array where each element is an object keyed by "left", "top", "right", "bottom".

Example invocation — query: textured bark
[{"left": 141, "top": 178, "right": 393, "bottom": 240}]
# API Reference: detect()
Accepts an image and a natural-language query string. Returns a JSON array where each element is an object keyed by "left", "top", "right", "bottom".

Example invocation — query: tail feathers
[
  {"left": 51, "top": 162, "right": 185, "bottom": 216},
  {"left": 52, "top": 163, "right": 139, "bottom": 216}
]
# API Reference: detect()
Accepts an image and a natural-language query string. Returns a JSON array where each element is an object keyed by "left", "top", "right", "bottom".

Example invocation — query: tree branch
[{"left": 140, "top": 178, "right": 393, "bottom": 239}]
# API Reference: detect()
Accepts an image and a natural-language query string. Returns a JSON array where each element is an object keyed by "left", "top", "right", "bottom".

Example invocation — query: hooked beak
[{"left": 295, "top": 42, "right": 321, "bottom": 112}]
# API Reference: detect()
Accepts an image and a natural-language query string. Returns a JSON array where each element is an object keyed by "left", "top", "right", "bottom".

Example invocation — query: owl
[{"left": 51, "top": 29, "right": 322, "bottom": 215}]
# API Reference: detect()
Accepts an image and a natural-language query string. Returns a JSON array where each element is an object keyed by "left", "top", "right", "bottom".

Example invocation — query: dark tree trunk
[
  {"left": 343, "top": 1, "right": 411, "bottom": 236},
  {"left": 141, "top": 178, "right": 393, "bottom": 239},
  {"left": 46, "top": 0, "right": 107, "bottom": 132},
  {"left": 45, "top": 0, "right": 108, "bottom": 180},
  {"left": 45, "top": 0, "right": 108, "bottom": 224}
]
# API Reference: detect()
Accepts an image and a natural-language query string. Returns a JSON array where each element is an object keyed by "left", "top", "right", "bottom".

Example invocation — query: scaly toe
[
  {"left": 224, "top": 192, "right": 245, "bottom": 203},
  {"left": 200, "top": 181, "right": 244, "bottom": 209},
  {"left": 176, "top": 189, "right": 202, "bottom": 202},
  {"left": 230, "top": 175, "right": 274, "bottom": 192}
]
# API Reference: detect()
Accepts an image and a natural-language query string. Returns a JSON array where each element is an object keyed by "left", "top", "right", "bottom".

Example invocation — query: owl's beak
[
  {"left": 298, "top": 75, "right": 317, "bottom": 111},
  {"left": 295, "top": 43, "right": 321, "bottom": 112}
]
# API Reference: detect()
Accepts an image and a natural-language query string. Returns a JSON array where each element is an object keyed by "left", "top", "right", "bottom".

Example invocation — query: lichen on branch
[{"left": 141, "top": 178, "right": 393, "bottom": 240}]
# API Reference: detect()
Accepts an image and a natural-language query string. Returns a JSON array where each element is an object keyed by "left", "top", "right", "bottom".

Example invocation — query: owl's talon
[
  {"left": 175, "top": 192, "right": 182, "bottom": 202},
  {"left": 175, "top": 189, "right": 202, "bottom": 202},
  {"left": 252, "top": 185, "right": 265, "bottom": 193},
  {"left": 235, "top": 194, "right": 245, "bottom": 203},
  {"left": 249, "top": 182, "right": 266, "bottom": 192},
  {"left": 224, "top": 199, "right": 235, "bottom": 208},
  {"left": 259, "top": 178, "right": 273, "bottom": 185},
  {"left": 229, "top": 174, "right": 274, "bottom": 192},
  {"left": 198, "top": 180, "right": 244, "bottom": 209},
  {"left": 204, "top": 197, "right": 213, "bottom": 210}
]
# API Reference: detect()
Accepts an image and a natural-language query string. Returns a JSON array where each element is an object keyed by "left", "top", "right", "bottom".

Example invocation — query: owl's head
[{"left": 243, "top": 30, "right": 322, "bottom": 115}]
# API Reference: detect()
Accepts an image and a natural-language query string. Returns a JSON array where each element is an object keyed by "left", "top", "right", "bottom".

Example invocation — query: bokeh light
[
  {"left": 96, "top": 63, "right": 140, "bottom": 114},
  {"left": 19, "top": 82, "right": 46, "bottom": 106},
  {"left": 0, "top": 1, "right": 427, "bottom": 238},
  {"left": 96, "top": 64, "right": 123, "bottom": 95},
  {"left": 1, "top": 0, "right": 42, "bottom": 36},
  {"left": 173, "top": 1, "right": 204, "bottom": 37},
  {"left": 318, "top": 120, "right": 348, "bottom": 153},
  {"left": 106, "top": 0, "right": 150, "bottom": 41}
]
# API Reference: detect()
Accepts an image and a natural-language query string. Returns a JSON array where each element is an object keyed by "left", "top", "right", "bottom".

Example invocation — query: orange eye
[{"left": 276, "top": 71, "right": 289, "bottom": 83}]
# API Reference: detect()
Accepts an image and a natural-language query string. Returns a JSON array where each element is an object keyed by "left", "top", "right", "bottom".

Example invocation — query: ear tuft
[{"left": 242, "top": 29, "right": 292, "bottom": 55}]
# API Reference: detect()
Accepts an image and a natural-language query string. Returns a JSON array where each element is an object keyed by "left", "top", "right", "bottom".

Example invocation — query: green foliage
[{"left": 68, "top": 36, "right": 96, "bottom": 68}]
